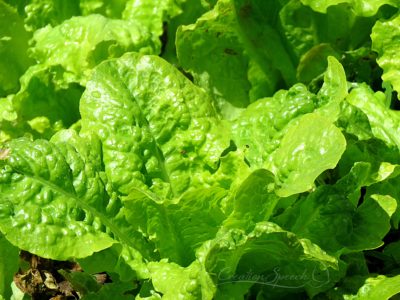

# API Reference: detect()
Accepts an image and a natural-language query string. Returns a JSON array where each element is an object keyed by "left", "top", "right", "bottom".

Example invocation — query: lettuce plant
[{"left": 1, "top": 0, "right": 400, "bottom": 299}]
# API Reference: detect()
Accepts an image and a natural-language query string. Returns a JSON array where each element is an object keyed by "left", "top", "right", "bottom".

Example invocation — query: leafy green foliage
[{"left": 1, "top": 0, "right": 400, "bottom": 299}]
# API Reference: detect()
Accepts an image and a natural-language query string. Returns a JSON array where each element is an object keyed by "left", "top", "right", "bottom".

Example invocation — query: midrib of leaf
[
  {"left": 132, "top": 187, "right": 186, "bottom": 264},
  {"left": 13, "top": 168, "right": 144, "bottom": 253},
  {"left": 113, "top": 63, "right": 175, "bottom": 196}
]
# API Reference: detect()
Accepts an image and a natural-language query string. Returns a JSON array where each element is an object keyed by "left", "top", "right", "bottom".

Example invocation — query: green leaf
[
  {"left": 231, "top": 83, "right": 317, "bottom": 168},
  {"left": 80, "top": 281, "right": 136, "bottom": 300},
  {"left": 123, "top": 187, "right": 228, "bottom": 266},
  {"left": 80, "top": 52, "right": 230, "bottom": 198},
  {"left": 231, "top": 58, "right": 347, "bottom": 196},
  {"left": 271, "top": 113, "right": 346, "bottom": 196},
  {"left": 198, "top": 222, "right": 339, "bottom": 297},
  {"left": 318, "top": 56, "right": 348, "bottom": 105},
  {"left": 79, "top": 0, "right": 127, "bottom": 18},
  {"left": 148, "top": 260, "right": 215, "bottom": 300},
  {"left": 78, "top": 243, "right": 150, "bottom": 281},
  {"left": 8, "top": 64, "right": 83, "bottom": 139},
  {"left": 0, "top": 131, "right": 155, "bottom": 260},
  {"left": 296, "top": 44, "right": 341, "bottom": 83},
  {"left": 300, "top": 0, "right": 399, "bottom": 16},
  {"left": 346, "top": 85, "right": 400, "bottom": 150},
  {"left": 0, "top": 233, "right": 19, "bottom": 299},
  {"left": 0, "top": 0, "right": 33, "bottom": 97},
  {"left": 365, "top": 174, "right": 400, "bottom": 229},
  {"left": 23, "top": 0, "right": 80, "bottom": 32},
  {"left": 30, "top": 14, "right": 159, "bottom": 86},
  {"left": 280, "top": 0, "right": 378, "bottom": 72},
  {"left": 58, "top": 269, "right": 101, "bottom": 295},
  {"left": 278, "top": 163, "right": 397, "bottom": 253},
  {"left": 176, "top": 0, "right": 282, "bottom": 114},
  {"left": 337, "top": 102, "right": 375, "bottom": 141},
  {"left": 233, "top": 0, "right": 297, "bottom": 86},
  {"left": 344, "top": 275, "right": 400, "bottom": 300},
  {"left": 123, "top": 0, "right": 185, "bottom": 39},
  {"left": 223, "top": 169, "right": 278, "bottom": 231},
  {"left": 372, "top": 13, "right": 400, "bottom": 95},
  {"left": 161, "top": 0, "right": 211, "bottom": 64}
]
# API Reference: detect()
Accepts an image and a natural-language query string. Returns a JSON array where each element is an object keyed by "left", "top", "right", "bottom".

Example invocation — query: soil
[{"left": 13, "top": 251, "right": 108, "bottom": 300}]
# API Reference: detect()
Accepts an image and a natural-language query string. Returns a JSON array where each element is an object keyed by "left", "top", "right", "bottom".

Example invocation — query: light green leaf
[
  {"left": 224, "top": 169, "right": 278, "bottom": 231},
  {"left": 0, "top": 0, "right": 33, "bottom": 97},
  {"left": 300, "top": 0, "right": 399, "bottom": 16},
  {"left": 7, "top": 64, "right": 83, "bottom": 140},
  {"left": 231, "top": 83, "right": 317, "bottom": 168},
  {"left": 232, "top": 58, "right": 347, "bottom": 196},
  {"left": 372, "top": 13, "right": 400, "bottom": 95},
  {"left": 123, "top": 0, "right": 185, "bottom": 39},
  {"left": 79, "top": 0, "right": 127, "bottom": 18},
  {"left": 0, "top": 233, "right": 19, "bottom": 299},
  {"left": 30, "top": 14, "right": 159, "bottom": 86},
  {"left": 10, "top": 282, "right": 30, "bottom": 300},
  {"left": 80, "top": 53, "right": 230, "bottom": 198},
  {"left": 0, "top": 131, "right": 155, "bottom": 260},
  {"left": 318, "top": 56, "right": 348, "bottom": 105},
  {"left": 148, "top": 260, "right": 215, "bottom": 300},
  {"left": 23, "top": 0, "right": 80, "bottom": 31},
  {"left": 271, "top": 113, "right": 346, "bottom": 197},
  {"left": 344, "top": 275, "right": 400, "bottom": 300},
  {"left": 346, "top": 85, "right": 400, "bottom": 150}
]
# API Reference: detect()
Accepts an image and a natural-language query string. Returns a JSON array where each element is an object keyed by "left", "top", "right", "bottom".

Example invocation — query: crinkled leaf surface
[
  {"left": 30, "top": 14, "right": 159, "bottom": 86},
  {"left": 23, "top": 0, "right": 80, "bottom": 32},
  {"left": 80, "top": 52, "right": 230, "bottom": 197},
  {"left": 346, "top": 85, "right": 400, "bottom": 150},
  {"left": 372, "top": 13, "right": 400, "bottom": 95},
  {"left": 231, "top": 58, "right": 347, "bottom": 196},
  {"left": 79, "top": 0, "right": 127, "bottom": 18},
  {"left": 231, "top": 83, "right": 317, "bottom": 167},
  {"left": 8, "top": 64, "right": 83, "bottom": 139},
  {"left": 147, "top": 260, "right": 215, "bottom": 300},
  {"left": 123, "top": 0, "right": 185, "bottom": 39},
  {"left": 0, "top": 130, "right": 155, "bottom": 260}
]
